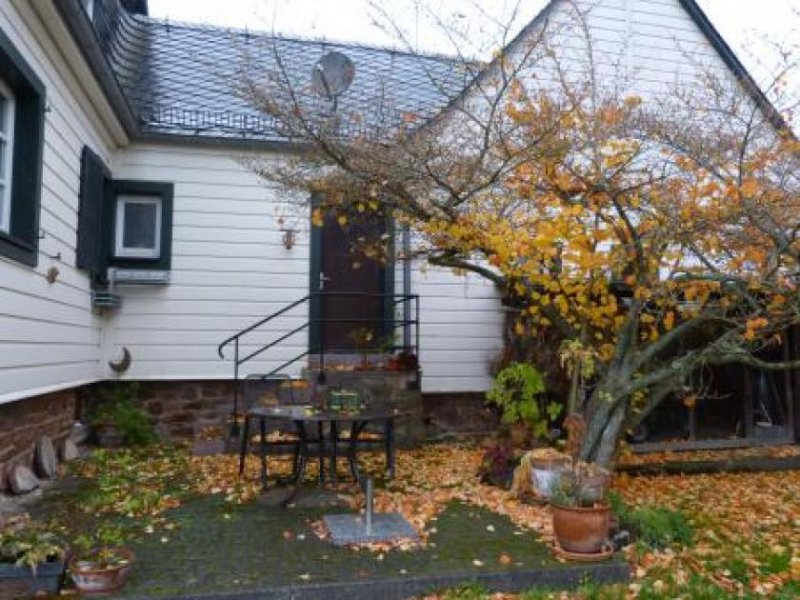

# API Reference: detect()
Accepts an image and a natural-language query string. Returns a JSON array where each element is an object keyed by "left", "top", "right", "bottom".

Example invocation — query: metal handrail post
[
  {"left": 318, "top": 291, "right": 326, "bottom": 384},
  {"left": 231, "top": 339, "right": 240, "bottom": 436}
]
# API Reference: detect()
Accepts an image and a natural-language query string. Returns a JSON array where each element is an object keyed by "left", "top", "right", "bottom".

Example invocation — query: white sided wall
[
  {"left": 108, "top": 145, "right": 311, "bottom": 381},
  {"left": 107, "top": 144, "right": 504, "bottom": 393},
  {"left": 0, "top": 0, "right": 121, "bottom": 404}
]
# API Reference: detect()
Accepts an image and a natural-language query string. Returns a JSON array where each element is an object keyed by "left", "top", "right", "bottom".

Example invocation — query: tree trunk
[{"left": 579, "top": 379, "right": 629, "bottom": 468}]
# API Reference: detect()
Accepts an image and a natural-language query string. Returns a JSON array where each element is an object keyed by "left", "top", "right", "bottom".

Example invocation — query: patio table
[{"left": 243, "top": 405, "right": 403, "bottom": 488}]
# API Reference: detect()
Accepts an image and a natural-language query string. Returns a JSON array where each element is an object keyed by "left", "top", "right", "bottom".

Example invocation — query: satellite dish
[{"left": 312, "top": 51, "right": 356, "bottom": 101}]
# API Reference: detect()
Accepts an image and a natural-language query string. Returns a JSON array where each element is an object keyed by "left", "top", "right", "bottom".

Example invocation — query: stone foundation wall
[
  {"left": 423, "top": 392, "right": 500, "bottom": 435},
  {"left": 136, "top": 381, "right": 234, "bottom": 439},
  {"left": 0, "top": 390, "right": 77, "bottom": 483}
]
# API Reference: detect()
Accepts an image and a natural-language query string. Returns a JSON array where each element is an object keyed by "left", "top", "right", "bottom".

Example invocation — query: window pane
[
  {"left": 0, "top": 141, "right": 5, "bottom": 179},
  {"left": 123, "top": 202, "right": 158, "bottom": 249},
  {"left": 0, "top": 96, "right": 5, "bottom": 134}
]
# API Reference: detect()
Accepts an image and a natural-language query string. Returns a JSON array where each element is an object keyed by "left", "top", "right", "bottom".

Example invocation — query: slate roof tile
[{"left": 99, "top": 8, "right": 472, "bottom": 141}]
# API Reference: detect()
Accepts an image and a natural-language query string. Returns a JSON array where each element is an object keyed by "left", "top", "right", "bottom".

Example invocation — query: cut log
[
  {"left": 35, "top": 437, "right": 58, "bottom": 479},
  {"left": 8, "top": 464, "right": 40, "bottom": 495}
]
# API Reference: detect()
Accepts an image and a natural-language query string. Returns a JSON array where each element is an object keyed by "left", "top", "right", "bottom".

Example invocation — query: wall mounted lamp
[{"left": 281, "top": 227, "right": 297, "bottom": 250}]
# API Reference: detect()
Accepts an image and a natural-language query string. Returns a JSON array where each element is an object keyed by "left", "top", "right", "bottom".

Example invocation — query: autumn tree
[{"left": 238, "top": 1, "right": 800, "bottom": 466}]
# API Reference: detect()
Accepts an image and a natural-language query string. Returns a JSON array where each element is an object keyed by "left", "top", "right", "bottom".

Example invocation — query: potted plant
[
  {"left": 347, "top": 327, "right": 376, "bottom": 370},
  {"left": 69, "top": 526, "right": 135, "bottom": 595},
  {"left": 486, "top": 362, "right": 562, "bottom": 447},
  {"left": 0, "top": 515, "right": 66, "bottom": 596},
  {"left": 550, "top": 461, "right": 613, "bottom": 557}
]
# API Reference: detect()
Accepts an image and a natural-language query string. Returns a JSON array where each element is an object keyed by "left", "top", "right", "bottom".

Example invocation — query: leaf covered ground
[
  {"left": 26, "top": 442, "right": 800, "bottom": 598},
  {"left": 195, "top": 443, "right": 800, "bottom": 598}
]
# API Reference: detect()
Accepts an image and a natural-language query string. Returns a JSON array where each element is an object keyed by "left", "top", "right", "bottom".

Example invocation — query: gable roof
[
  {"left": 58, "top": 0, "right": 788, "bottom": 146},
  {"left": 59, "top": 0, "right": 471, "bottom": 145}
]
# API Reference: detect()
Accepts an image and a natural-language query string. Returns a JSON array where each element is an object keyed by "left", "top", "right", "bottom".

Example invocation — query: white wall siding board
[
  {"left": 412, "top": 264, "right": 504, "bottom": 393},
  {"left": 0, "top": 1, "right": 121, "bottom": 403},
  {"left": 417, "top": 0, "right": 755, "bottom": 394},
  {"left": 107, "top": 145, "right": 312, "bottom": 381}
]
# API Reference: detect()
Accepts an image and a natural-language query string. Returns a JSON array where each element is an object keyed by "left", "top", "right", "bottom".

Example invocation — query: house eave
[
  {"left": 678, "top": 0, "right": 792, "bottom": 136},
  {"left": 52, "top": 0, "right": 139, "bottom": 140}
]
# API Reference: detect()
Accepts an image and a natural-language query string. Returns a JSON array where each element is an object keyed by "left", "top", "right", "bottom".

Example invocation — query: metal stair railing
[{"left": 218, "top": 292, "right": 419, "bottom": 435}]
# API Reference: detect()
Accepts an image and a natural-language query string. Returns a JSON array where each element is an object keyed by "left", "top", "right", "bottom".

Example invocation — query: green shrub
[
  {"left": 89, "top": 383, "right": 156, "bottom": 446},
  {"left": 609, "top": 491, "right": 693, "bottom": 549},
  {"left": 486, "top": 362, "right": 560, "bottom": 439}
]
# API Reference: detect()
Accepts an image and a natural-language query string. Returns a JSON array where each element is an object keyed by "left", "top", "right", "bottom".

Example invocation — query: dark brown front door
[{"left": 311, "top": 210, "right": 390, "bottom": 353}]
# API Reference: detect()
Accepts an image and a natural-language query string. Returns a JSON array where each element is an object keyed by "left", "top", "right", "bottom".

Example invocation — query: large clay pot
[
  {"left": 551, "top": 503, "right": 611, "bottom": 554},
  {"left": 69, "top": 548, "right": 134, "bottom": 595}
]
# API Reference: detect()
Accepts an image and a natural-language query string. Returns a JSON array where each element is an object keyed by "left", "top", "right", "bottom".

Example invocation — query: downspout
[{"left": 402, "top": 225, "right": 412, "bottom": 352}]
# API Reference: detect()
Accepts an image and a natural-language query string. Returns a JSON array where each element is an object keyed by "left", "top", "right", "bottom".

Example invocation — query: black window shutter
[{"left": 77, "top": 146, "right": 109, "bottom": 277}]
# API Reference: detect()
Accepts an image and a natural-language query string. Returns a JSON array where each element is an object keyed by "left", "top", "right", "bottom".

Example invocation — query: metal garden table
[{"left": 243, "top": 405, "right": 402, "bottom": 488}]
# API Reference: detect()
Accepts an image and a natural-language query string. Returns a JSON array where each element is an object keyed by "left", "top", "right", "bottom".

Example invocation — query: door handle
[{"left": 320, "top": 272, "right": 331, "bottom": 290}]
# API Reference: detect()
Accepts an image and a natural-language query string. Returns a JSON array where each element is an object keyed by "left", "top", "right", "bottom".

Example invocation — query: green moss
[{"left": 113, "top": 498, "right": 557, "bottom": 597}]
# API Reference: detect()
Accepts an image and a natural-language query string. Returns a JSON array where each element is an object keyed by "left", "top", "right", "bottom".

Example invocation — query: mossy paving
[{"left": 116, "top": 497, "right": 560, "bottom": 597}]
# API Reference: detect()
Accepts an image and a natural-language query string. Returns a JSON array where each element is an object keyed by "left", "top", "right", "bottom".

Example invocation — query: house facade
[{"left": 0, "top": 0, "right": 795, "bottom": 473}]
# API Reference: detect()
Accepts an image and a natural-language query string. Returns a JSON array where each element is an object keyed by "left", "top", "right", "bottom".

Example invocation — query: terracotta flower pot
[
  {"left": 69, "top": 547, "right": 134, "bottom": 595},
  {"left": 551, "top": 503, "right": 611, "bottom": 554}
]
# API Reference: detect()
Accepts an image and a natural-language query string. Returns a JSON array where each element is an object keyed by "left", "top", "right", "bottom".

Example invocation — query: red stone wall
[
  {"left": 137, "top": 381, "right": 234, "bottom": 438},
  {"left": 423, "top": 392, "right": 500, "bottom": 434},
  {"left": 0, "top": 389, "right": 77, "bottom": 480}
]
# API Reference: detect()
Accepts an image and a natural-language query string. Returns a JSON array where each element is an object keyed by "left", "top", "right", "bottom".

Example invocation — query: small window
[
  {"left": 0, "top": 79, "right": 14, "bottom": 234},
  {"left": 114, "top": 195, "right": 162, "bottom": 259},
  {"left": 82, "top": 0, "right": 95, "bottom": 20}
]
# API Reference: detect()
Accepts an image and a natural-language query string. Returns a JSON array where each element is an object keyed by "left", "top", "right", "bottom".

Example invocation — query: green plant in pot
[
  {"left": 89, "top": 383, "right": 155, "bottom": 448},
  {"left": 486, "top": 362, "right": 561, "bottom": 447},
  {"left": 549, "top": 415, "right": 613, "bottom": 557},
  {"left": 0, "top": 515, "right": 66, "bottom": 596},
  {"left": 69, "top": 523, "right": 135, "bottom": 595},
  {"left": 347, "top": 327, "right": 376, "bottom": 370}
]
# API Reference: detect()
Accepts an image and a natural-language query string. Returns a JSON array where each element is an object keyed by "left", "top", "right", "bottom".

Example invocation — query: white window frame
[
  {"left": 0, "top": 78, "right": 14, "bottom": 234},
  {"left": 114, "top": 195, "right": 162, "bottom": 259},
  {"left": 82, "top": 0, "right": 95, "bottom": 20}
]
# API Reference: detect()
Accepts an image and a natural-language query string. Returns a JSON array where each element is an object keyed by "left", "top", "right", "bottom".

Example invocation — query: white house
[{"left": 0, "top": 0, "right": 791, "bottom": 470}]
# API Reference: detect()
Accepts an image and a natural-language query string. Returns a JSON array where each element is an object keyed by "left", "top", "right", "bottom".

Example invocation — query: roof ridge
[{"left": 130, "top": 13, "right": 472, "bottom": 66}]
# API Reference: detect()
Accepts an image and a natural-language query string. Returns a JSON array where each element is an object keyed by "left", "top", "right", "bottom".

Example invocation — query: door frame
[{"left": 308, "top": 200, "right": 395, "bottom": 353}]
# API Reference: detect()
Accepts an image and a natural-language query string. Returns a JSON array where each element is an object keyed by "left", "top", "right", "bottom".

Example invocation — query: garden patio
[{"left": 4, "top": 439, "right": 800, "bottom": 599}]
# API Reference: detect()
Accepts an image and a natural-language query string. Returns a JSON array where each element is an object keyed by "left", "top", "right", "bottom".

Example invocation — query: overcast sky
[{"left": 148, "top": 1, "right": 798, "bottom": 88}]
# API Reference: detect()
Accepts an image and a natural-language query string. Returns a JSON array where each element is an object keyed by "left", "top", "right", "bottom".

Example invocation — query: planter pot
[
  {"left": 530, "top": 464, "right": 569, "bottom": 500},
  {"left": 69, "top": 548, "right": 134, "bottom": 595},
  {"left": 551, "top": 503, "right": 611, "bottom": 555},
  {"left": 529, "top": 454, "right": 571, "bottom": 500},
  {"left": 0, "top": 558, "right": 65, "bottom": 596}
]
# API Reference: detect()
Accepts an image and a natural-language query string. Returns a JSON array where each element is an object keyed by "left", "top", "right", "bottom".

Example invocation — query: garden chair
[{"left": 237, "top": 373, "right": 310, "bottom": 485}]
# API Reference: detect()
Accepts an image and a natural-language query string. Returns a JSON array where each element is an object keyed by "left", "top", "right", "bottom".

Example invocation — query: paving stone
[
  {"left": 34, "top": 437, "right": 58, "bottom": 479},
  {"left": 324, "top": 512, "right": 419, "bottom": 546},
  {"left": 8, "top": 464, "right": 40, "bottom": 495}
]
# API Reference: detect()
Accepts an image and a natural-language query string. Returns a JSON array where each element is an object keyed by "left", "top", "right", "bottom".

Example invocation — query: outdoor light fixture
[{"left": 281, "top": 227, "right": 297, "bottom": 250}]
